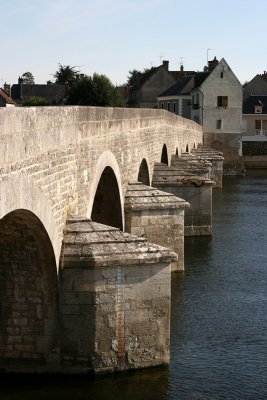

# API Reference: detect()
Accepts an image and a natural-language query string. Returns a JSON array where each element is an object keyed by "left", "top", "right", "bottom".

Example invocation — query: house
[
  {"left": 157, "top": 74, "right": 195, "bottom": 118},
  {"left": 243, "top": 73, "right": 267, "bottom": 101},
  {"left": 0, "top": 87, "right": 16, "bottom": 107},
  {"left": 242, "top": 73, "right": 267, "bottom": 137},
  {"left": 242, "top": 95, "right": 267, "bottom": 137},
  {"left": 157, "top": 57, "right": 243, "bottom": 173},
  {"left": 11, "top": 77, "right": 68, "bottom": 105},
  {"left": 127, "top": 61, "right": 179, "bottom": 108}
]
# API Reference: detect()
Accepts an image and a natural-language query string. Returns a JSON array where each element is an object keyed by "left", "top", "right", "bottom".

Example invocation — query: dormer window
[{"left": 255, "top": 105, "right": 263, "bottom": 113}]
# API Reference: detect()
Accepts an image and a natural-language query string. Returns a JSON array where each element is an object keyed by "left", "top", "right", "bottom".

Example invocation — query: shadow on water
[{"left": 0, "top": 369, "right": 171, "bottom": 400}]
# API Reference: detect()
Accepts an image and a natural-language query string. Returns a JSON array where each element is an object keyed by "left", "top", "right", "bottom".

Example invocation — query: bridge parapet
[{"left": 0, "top": 106, "right": 203, "bottom": 264}]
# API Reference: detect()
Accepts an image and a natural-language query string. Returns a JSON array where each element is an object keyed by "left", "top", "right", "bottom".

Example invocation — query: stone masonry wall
[
  {"left": 60, "top": 262, "right": 171, "bottom": 373},
  {"left": 125, "top": 210, "right": 185, "bottom": 271},
  {"left": 0, "top": 107, "right": 203, "bottom": 264}
]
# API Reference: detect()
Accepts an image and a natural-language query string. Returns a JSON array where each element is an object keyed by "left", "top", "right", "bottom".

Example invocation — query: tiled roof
[
  {"left": 193, "top": 72, "right": 210, "bottom": 88},
  {"left": 157, "top": 71, "right": 210, "bottom": 98},
  {"left": 243, "top": 95, "right": 267, "bottom": 114},
  {"left": 0, "top": 88, "right": 16, "bottom": 105},
  {"left": 11, "top": 83, "right": 67, "bottom": 104},
  {"left": 158, "top": 75, "right": 195, "bottom": 97}
]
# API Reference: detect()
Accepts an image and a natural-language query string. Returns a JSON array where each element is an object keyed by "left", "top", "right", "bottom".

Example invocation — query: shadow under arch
[
  {"left": 175, "top": 147, "right": 179, "bottom": 156},
  {"left": 161, "top": 144, "right": 169, "bottom": 165},
  {"left": 186, "top": 144, "right": 189, "bottom": 153},
  {"left": 138, "top": 158, "right": 150, "bottom": 186},
  {"left": 0, "top": 209, "right": 59, "bottom": 372},
  {"left": 91, "top": 166, "right": 123, "bottom": 230},
  {"left": 88, "top": 151, "right": 124, "bottom": 230},
  {"left": 0, "top": 173, "right": 60, "bottom": 266}
]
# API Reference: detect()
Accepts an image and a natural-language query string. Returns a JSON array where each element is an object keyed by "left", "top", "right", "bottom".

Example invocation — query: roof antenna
[
  {"left": 207, "top": 48, "right": 213, "bottom": 65},
  {"left": 158, "top": 54, "right": 165, "bottom": 63}
]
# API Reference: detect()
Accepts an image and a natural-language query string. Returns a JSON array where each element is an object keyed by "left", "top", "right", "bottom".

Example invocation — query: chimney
[
  {"left": 208, "top": 56, "right": 219, "bottom": 71},
  {"left": 4, "top": 83, "right": 11, "bottom": 96},
  {"left": 18, "top": 76, "right": 23, "bottom": 102},
  {"left": 162, "top": 60, "right": 169, "bottom": 71},
  {"left": 179, "top": 64, "right": 185, "bottom": 78}
]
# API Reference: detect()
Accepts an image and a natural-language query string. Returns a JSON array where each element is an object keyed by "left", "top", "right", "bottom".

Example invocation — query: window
[
  {"left": 173, "top": 102, "right": 176, "bottom": 113},
  {"left": 216, "top": 119, "right": 222, "bottom": 129},
  {"left": 217, "top": 96, "right": 228, "bottom": 108},
  {"left": 193, "top": 93, "right": 199, "bottom": 109},
  {"left": 255, "top": 106, "right": 262, "bottom": 113},
  {"left": 161, "top": 103, "right": 164, "bottom": 109},
  {"left": 167, "top": 102, "right": 170, "bottom": 111},
  {"left": 221, "top": 72, "right": 224, "bottom": 78},
  {"left": 255, "top": 120, "right": 261, "bottom": 129}
]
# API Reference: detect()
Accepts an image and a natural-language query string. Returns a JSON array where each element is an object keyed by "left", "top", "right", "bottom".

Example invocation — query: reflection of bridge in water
[{"left": 0, "top": 106, "right": 223, "bottom": 374}]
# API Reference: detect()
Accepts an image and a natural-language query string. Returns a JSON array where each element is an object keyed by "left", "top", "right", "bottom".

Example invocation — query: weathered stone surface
[
  {"left": 125, "top": 182, "right": 189, "bottom": 271},
  {"left": 152, "top": 163, "right": 215, "bottom": 236},
  {"left": 190, "top": 145, "right": 224, "bottom": 187},
  {"left": 0, "top": 106, "right": 203, "bottom": 265},
  {"left": 60, "top": 217, "right": 174, "bottom": 374}
]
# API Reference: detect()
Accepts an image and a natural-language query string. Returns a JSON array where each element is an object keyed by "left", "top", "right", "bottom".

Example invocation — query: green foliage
[
  {"left": 53, "top": 64, "right": 79, "bottom": 86},
  {"left": 67, "top": 73, "right": 123, "bottom": 107},
  {"left": 21, "top": 72, "right": 35, "bottom": 84},
  {"left": 127, "top": 66, "right": 157, "bottom": 87},
  {"left": 23, "top": 96, "right": 49, "bottom": 106},
  {"left": 127, "top": 69, "right": 142, "bottom": 87}
]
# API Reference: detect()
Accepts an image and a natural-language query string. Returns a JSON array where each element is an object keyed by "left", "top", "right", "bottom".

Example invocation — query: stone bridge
[{"left": 0, "top": 106, "right": 204, "bottom": 374}]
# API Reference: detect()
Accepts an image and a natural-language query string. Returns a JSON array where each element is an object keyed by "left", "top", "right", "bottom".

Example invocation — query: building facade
[{"left": 157, "top": 58, "right": 243, "bottom": 173}]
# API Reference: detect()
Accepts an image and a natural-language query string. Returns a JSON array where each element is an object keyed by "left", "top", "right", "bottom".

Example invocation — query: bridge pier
[
  {"left": 124, "top": 182, "right": 189, "bottom": 271},
  {"left": 59, "top": 217, "right": 176, "bottom": 374},
  {"left": 190, "top": 146, "right": 224, "bottom": 187},
  {"left": 152, "top": 164, "right": 215, "bottom": 236}
]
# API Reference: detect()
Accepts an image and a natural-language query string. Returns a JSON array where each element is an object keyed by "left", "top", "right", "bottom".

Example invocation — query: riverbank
[{"left": 243, "top": 155, "right": 267, "bottom": 169}]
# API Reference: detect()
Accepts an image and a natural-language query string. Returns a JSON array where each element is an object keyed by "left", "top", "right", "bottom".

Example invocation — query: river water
[{"left": 2, "top": 174, "right": 267, "bottom": 400}]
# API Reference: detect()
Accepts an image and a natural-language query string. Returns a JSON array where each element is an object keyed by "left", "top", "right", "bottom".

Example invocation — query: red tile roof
[{"left": 0, "top": 88, "right": 16, "bottom": 105}]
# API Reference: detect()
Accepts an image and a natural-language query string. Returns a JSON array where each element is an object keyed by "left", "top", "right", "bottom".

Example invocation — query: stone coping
[
  {"left": 62, "top": 217, "right": 177, "bottom": 268},
  {"left": 171, "top": 158, "right": 211, "bottom": 170},
  {"left": 152, "top": 164, "right": 215, "bottom": 186},
  {"left": 191, "top": 146, "right": 224, "bottom": 159},
  {"left": 124, "top": 182, "right": 189, "bottom": 211}
]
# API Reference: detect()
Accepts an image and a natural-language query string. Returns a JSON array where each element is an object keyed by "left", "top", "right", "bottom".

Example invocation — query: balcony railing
[{"left": 255, "top": 129, "right": 267, "bottom": 136}]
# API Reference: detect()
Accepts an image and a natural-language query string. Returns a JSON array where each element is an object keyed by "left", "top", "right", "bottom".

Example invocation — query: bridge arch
[
  {"left": 161, "top": 144, "right": 169, "bottom": 165},
  {"left": 138, "top": 158, "right": 150, "bottom": 186},
  {"left": 88, "top": 151, "right": 124, "bottom": 230},
  {"left": 0, "top": 174, "right": 60, "bottom": 265},
  {"left": 0, "top": 209, "right": 58, "bottom": 372}
]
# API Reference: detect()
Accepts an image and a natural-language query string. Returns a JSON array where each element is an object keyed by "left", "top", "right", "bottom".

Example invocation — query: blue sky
[{"left": 1, "top": 0, "right": 267, "bottom": 86}]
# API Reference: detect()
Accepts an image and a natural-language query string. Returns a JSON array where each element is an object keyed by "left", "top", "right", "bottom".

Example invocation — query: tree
[
  {"left": 67, "top": 73, "right": 123, "bottom": 107},
  {"left": 127, "top": 69, "right": 142, "bottom": 87},
  {"left": 53, "top": 64, "right": 79, "bottom": 86},
  {"left": 23, "top": 97, "right": 49, "bottom": 106},
  {"left": 127, "top": 66, "right": 157, "bottom": 87},
  {"left": 21, "top": 72, "right": 35, "bottom": 84}
]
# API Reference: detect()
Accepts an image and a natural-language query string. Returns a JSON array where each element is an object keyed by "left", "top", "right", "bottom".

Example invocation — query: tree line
[
  {"left": 20, "top": 64, "right": 156, "bottom": 107},
  {"left": 20, "top": 64, "right": 123, "bottom": 107}
]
